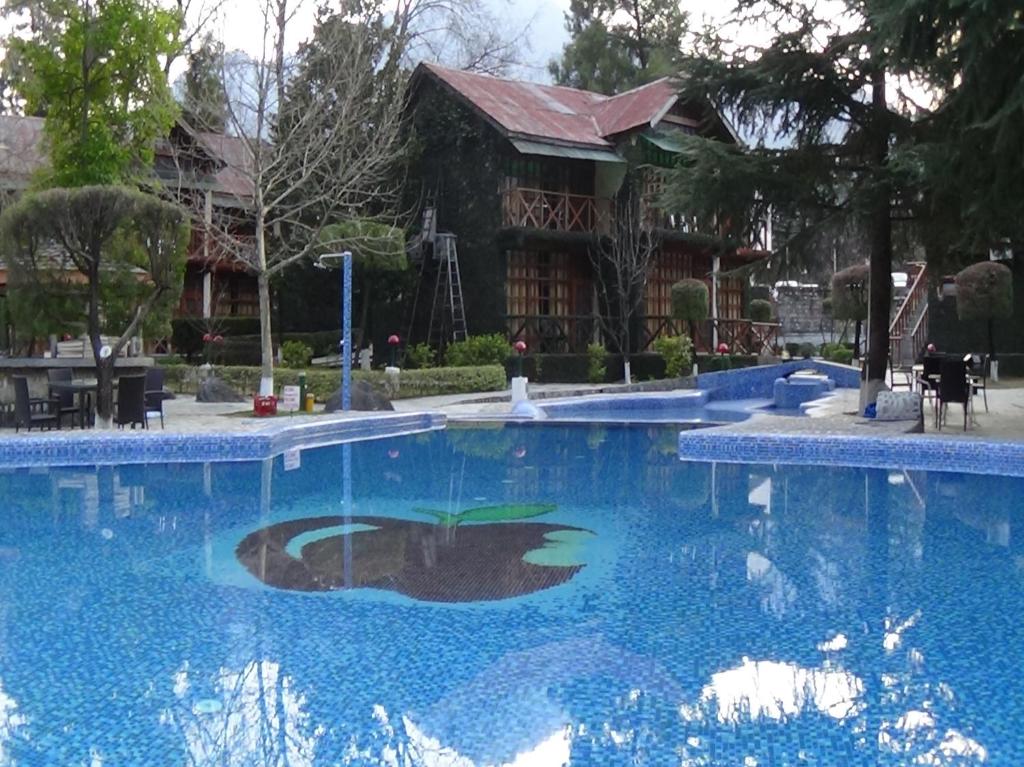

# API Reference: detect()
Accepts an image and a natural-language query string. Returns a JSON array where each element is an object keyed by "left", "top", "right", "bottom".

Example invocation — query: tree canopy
[
  {"left": 549, "top": 0, "right": 687, "bottom": 94},
  {"left": 9, "top": 0, "right": 180, "bottom": 186},
  {"left": 0, "top": 186, "right": 188, "bottom": 422}
]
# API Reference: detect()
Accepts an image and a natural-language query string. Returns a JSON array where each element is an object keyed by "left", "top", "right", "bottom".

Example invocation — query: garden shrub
[
  {"left": 652, "top": 335, "right": 694, "bottom": 378},
  {"left": 819, "top": 342, "right": 854, "bottom": 365},
  {"left": 831, "top": 265, "right": 869, "bottom": 320},
  {"left": 280, "top": 340, "right": 313, "bottom": 369},
  {"left": 784, "top": 342, "right": 801, "bottom": 357},
  {"left": 798, "top": 342, "right": 816, "bottom": 359},
  {"left": 405, "top": 342, "right": 436, "bottom": 369},
  {"left": 586, "top": 343, "right": 607, "bottom": 383},
  {"left": 445, "top": 333, "right": 511, "bottom": 367},
  {"left": 159, "top": 364, "right": 506, "bottom": 401}
]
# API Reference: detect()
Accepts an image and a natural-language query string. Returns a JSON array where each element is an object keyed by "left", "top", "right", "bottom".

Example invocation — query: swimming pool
[{"left": 0, "top": 422, "right": 1019, "bottom": 765}]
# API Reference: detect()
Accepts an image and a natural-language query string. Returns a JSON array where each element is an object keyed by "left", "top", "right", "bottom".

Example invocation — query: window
[
  {"left": 506, "top": 251, "right": 592, "bottom": 352},
  {"left": 718, "top": 277, "right": 744, "bottom": 320},
  {"left": 645, "top": 251, "right": 695, "bottom": 337}
]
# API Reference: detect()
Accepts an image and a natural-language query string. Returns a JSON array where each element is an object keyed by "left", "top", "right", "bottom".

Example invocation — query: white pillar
[{"left": 202, "top": 271, "right": 212, "bottom": 319}]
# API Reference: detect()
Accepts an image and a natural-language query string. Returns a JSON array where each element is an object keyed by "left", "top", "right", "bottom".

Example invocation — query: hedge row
[{"left": 159, "top": 364, "right": 507, "bottom": 401}]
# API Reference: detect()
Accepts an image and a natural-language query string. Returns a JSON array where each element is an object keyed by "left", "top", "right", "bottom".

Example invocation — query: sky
[{"left": 192, "top": 0, "right": 742, "bottom": 84}]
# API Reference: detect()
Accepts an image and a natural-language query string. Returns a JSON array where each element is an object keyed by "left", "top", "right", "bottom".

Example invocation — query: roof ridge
[{"left": 420, "top": 61, "right": 609, "bottom": 102}]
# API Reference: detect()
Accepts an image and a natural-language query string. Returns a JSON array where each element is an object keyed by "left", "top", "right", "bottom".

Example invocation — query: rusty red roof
[{"left": 416, "top": 63, "right": 679, "bottom": 149}]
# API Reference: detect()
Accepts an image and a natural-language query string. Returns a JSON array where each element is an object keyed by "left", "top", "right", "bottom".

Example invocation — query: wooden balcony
[{"left": 502, "top": 187, "right": 609, "bottom": 233}]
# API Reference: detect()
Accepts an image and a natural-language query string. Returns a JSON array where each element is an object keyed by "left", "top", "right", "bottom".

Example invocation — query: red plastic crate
[{"left": 253, "top": 395, "right": 278, "bottom": 417}]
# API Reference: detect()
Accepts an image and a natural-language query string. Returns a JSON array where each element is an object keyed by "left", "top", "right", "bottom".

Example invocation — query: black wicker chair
[
  {"left": 13, "top": 376, "right": 60, "bottom": 432},
  {"left": 144, "top": 368, "right": 167, "bottom": 429},
  {"left": 115, "top": 375, "right": 147, "bottom": 429},
  {"left": 47, "top": 368, "right": 82, "bottom": 428},
  {"left": 938, "top": 357, "right": 970, "bottom": 431}
]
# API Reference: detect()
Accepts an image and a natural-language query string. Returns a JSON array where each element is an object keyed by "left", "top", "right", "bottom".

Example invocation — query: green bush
[
  {"left": 405, "top": 342, "right": 436, "bottom": 369},
  {"left": 955, "top": 261, "right": 1013, "bottom": 321},
  {"left": 158, "top": 364, "right": 507, "bottom": 401},
  {"left": 819, "top": 342, "right": 854, "bottom": 365},
  {"left": 586, "top": 343, "right": 607, "bottom": 383},
  {"left": 784, "top": 342, "right": 801, "bottom": 357},
  {"left": 652, "top": 335, "right": 694, "bottom": 378},
  {"left": 445, "top": 333, "right": 511, "bottom": 367},
  {"left": 748, "top": 299, "right": 773, "bottom": 323},
  {"left": 798, "top": 342, "right": 816, "bottom": 359},
  {"left": 671, "top": 279, "right": 710, "bottom": 323},
  {"left": 280, "top": 340, "right": 313, "bottom": 369}
]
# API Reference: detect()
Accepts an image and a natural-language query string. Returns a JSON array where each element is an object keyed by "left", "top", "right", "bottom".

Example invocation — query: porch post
[{"left": 711, "top": 255, "right": 720, "bottom": 349}]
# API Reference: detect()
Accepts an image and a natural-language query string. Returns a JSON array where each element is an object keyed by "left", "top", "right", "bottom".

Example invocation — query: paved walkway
[{"left": 4, "top": 378, "right": 1023, "bottom": 441}]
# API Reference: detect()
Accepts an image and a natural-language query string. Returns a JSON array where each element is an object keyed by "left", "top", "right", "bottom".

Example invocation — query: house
[
  {"left": 405, "top": 62, "right": 775, "bottom": 355},
  {"left": 0, "top": 115, "right": 258, "bottom": 346}
]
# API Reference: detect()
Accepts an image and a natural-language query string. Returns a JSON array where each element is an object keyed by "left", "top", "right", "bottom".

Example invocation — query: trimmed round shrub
[
  {"left": 831, "top": 264, "right": 869, "bottom": 321},
  {"left": 748, "top": 298, "right": 773, "bottom": 322},
  {"left": 671, "top": 279, "right": 710, "bottom": 323},
  {"left": 955, "top": 261, "right": 1013, "bottom": 321}
]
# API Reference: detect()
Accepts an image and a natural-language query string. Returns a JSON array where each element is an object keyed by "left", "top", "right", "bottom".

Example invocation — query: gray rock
[
  {"left": 325, "top": 380, "right": 394, "bottom": 412},
  {"left": 196, "top": 377, "right": 245, "bottom": 403}
]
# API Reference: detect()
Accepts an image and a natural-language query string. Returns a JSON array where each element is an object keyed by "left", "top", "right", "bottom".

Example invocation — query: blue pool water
[{"left": 0, "top": 423, "right": 1021, "bottom": 765}]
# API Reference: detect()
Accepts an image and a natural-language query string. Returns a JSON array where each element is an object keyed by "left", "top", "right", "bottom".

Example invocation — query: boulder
[
  {"left": 325, "top": 380, "right": 394, "bottom": 412},
  {"left": 196, "top": 377, "right": 245, "bottom": 403}
]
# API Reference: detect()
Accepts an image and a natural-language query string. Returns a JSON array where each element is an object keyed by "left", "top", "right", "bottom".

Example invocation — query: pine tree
[
  {"left": 660, "top": 2, "right": 917, "bottom": 402},
  {"left": 549, "top": 0, "right": 687, "bottom": 94},
  {"left": 182, "top": 34, "right": 227, "bottom": 133}
]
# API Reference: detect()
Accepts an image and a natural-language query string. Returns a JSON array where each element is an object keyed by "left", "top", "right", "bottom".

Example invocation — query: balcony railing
[
  {"left": 506, "top": 314, "right": 597, "bottom": 354},
  {"left": 502, "top": 187, "right": 609, "bottom": 233},
  {"left": 642, "top": 317, "right": 780, "bottom": 355}
]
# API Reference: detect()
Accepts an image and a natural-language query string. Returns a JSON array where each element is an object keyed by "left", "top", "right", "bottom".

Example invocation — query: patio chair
[
  {"left": 937, "top": 357, "right": 970, "bottom": 431},
  {"left": 144, "top": 368, "right": 167, "bottom": 429},
  {"left": 13, "top": 376, "right": 60, "bottom": 432},
  {"left": 967, "top": 354, "right": 989, "bottom": 413},
  {"left": 889, "top": 355, "right": 914, "bottom": 391},
  {"left": 917, "top": 354, "right": 942, "bottom": 422},
  {"left": 115, "top": 375, "right": 147, "bottom": 430},
  {"left": 47, "top": 368, "right": 82, "bottom": 428}
]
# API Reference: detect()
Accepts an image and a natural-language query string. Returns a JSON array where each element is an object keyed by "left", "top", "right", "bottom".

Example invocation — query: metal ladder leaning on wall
[{"left": 427, "top": 233, "right": 468, "bottom": 348}]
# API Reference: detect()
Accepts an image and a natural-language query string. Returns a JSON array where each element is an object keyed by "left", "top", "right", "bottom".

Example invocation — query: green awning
[
  {"left": 511, "top": 139, "right": 625, "bottom": 164},
  {"left": 641, "top": 128, "right": 694, "bottom": 154}
]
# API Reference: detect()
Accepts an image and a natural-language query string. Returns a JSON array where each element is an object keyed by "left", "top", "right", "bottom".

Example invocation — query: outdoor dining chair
[
  {"left": 967, "top": 354, "right": 989, "bottom": 413},
  {"left": 937, "top": 357, "right": 971, "bottom": 431},
  {"left": 13, "top": 376, "right": 60, "bottom": 432},
  {"left": 47, "top": 368, "right": 82, "bottom": 428},
  {"left": 115, "top": 375, "right": 147, "bottom": 430},
  {"left": 144, "top": 368, "right": 167, "bottom": 429}
]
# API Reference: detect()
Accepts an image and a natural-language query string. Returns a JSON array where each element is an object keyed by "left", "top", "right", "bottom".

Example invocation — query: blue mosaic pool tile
[
  {"left": 698, "top": 360, "right": 860, "bottom": 400},
  {"left": 678, "top": 429, "right": 1024, "bottom": 477},
  {"left": 0, "top": 412, "right": 445, "bottom": 468}
]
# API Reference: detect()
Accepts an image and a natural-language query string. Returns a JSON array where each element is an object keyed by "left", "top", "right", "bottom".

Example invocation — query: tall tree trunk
[
  {"left": 258, "top": 271, "right": 274, "bottom": 395},
  {"left": 256, "top": 210, "right": 274, "bottom": 396},
  {"left": 864, "top": 68, "right": 892, "bottom": 403},
  {"left": 87, "top": 264, "right": 115, "bottom": 428}
]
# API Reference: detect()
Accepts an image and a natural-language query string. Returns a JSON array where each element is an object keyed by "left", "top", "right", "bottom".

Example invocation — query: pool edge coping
[
  {"left": 0, "top": 411, "right": 446, "bottom": 468},
  {"left": 678, "top": 427, "right": 1024, "bottom": 477}
]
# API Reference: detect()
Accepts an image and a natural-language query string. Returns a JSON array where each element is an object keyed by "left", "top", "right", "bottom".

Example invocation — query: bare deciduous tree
[
  {"left": 590, "top": 189, "right": 661, "bottom": 384},
  {"left": 161, "top": 0, "right": 408, "bottom": 394}
]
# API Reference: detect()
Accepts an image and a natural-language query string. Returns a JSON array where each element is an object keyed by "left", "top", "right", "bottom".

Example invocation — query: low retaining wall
[{"left": 697, "top": 360, "right": 859, "bottom": 401}]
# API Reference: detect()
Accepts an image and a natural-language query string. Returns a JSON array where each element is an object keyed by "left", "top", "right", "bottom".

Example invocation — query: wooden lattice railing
[{"left": 502, "top": 187, "right": 608, "bottom": 232}]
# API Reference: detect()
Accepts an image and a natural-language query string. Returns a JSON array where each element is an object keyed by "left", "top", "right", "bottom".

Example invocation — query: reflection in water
[
  {"left": 688, "top": 657, "right": 865, "bottom": 724},
  {"left": 162, "top": 660, "right": 321, "bottom": 767},
  {"left": 0, "top": 680, "right": 27, "bottom": 763}
]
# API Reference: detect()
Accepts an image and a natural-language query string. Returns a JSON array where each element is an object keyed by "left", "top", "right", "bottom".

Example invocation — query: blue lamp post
[{"left": 315, "top": 250, "right": 353, "bottom": 411}]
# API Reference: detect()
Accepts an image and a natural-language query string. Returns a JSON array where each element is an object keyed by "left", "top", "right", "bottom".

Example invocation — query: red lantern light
[
  {"left": 213, "top": 335, "right": 224, "bottom": 343},
  {"left": 514, "top": 340, "right": 527, "bottom": 354},
  {"left": 202, "top": 333, "right": 212, "bottom": 343},
  {"left": 926, "top": 343, "right": 936, "bottom": 353},
  {"left": 717, "top": 342, "right": 729, "bottom": 355},
  {"left": 388, "top": 334, "right": 400, "bottom": 346}
]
